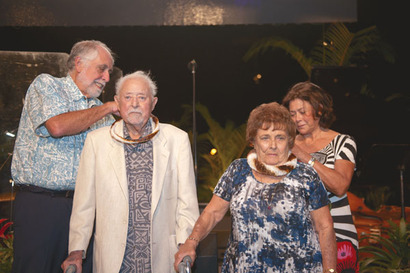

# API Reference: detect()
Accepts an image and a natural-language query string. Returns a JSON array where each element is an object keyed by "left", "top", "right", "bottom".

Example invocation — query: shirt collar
[
  {"left": 123, "top": 118, "right": 153, "bottom": 140},
  {"left": 66, "top": 74, "right": 89, "bottom": 102}
]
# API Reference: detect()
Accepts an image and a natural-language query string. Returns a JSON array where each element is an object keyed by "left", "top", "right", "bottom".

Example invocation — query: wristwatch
[{"left": 308, "top": 157, "right": 316, "bottom": 167}]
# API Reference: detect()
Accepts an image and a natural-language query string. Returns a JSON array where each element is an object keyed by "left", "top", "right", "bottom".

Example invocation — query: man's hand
[
  {"left": 61, "top": 250, "right": 83, "bottom": 273},
  {"left": 104, "top": 101, "right": 120, "bottom": 117}
]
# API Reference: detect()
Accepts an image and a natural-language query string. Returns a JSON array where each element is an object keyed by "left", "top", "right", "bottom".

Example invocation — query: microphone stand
[
  {"left": 399, "top": 162, "right": 406, "bottom": 220},
  {"left": 188, "top": 60, "right": 198, "bottom": 183}
]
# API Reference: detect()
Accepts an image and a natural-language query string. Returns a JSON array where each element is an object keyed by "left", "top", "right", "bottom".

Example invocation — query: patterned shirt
[
  {"left": 120, "top": 121, "right": 153, "bottom": 273},
  {"left": 214, "top": 159, "right": 329, "bottom": 273},
  {"left": 11, "top": 74, "right": 114, "bottom": 190},
  {"left": 311, "top": 134, "right": 358, "bottom": 247}
]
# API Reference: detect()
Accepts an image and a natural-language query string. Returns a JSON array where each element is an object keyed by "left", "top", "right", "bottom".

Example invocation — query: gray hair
[
  {"left": 67, "top": 40, "right": 115, "bottom": 71},
  {"left": 115, "top": 71, "right": 158, "bottom": 97}
]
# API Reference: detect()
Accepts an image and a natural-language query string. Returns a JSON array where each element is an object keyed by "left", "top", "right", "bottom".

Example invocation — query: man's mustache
[
  {"left": 127, "top": 110, "right": 142, "bottom": 115},
  {"left": 94, "top": 80, "right": 106, "bottom": 89}
]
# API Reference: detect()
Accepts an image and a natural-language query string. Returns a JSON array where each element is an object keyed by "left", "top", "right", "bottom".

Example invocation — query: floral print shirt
[
  {"left": 11, "top": 74, "right": 114, "bottom": 190},
  {"left": 214, "top": 158, "right": 329, "bottom": 273}
]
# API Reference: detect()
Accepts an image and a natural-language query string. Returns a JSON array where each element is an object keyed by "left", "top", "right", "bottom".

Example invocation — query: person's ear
[
  {"left": 114, "top": 94, "right": 120, "bottom": 108},
  {"left": 74, "top": 56, "right": 84, "bottom": 73},
  {"left": 151, "top": 97, "right": 158, "bottom": 111},
  {"left": 317, "top": 104, "right": 323, "bottom": 117}
]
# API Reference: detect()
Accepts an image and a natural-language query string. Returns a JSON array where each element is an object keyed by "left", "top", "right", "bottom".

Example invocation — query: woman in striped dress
[{"left": 282, "top": 81, "right": 359, "bottom": 273}]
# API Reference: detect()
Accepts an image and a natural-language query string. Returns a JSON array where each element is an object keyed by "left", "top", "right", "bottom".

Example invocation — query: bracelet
[
  {"left": 308, "top": 157, "right": 316, "bottom": 167},
  {"left": 187, "top": 237, "right": 200, "bottom": 243}
]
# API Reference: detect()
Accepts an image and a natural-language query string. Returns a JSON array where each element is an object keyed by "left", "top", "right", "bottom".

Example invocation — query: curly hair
[
  {"left": 282, "top": 81, "right": 336, "bottom": 129},
  {"left": 246, "top": 102, "right": 296, "bottom": 148}
]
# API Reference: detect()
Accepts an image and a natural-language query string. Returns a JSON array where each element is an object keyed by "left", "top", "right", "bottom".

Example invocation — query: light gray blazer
[{"left": 68, "top": 119, "right": 199, "bottom": 273}]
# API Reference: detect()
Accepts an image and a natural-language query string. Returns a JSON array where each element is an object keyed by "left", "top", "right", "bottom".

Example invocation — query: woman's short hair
[
  {"left": 282, "top": 81, "right": 336, "bottom": 129},
  {"left": 115, "top": 70, "right": 158, "bottom": 97},
  {"left": 246, "top": 102, "right": 296, "bottom": 148},
  {"left": 67, "top": 40, "right": 115, "bottom": 71}
]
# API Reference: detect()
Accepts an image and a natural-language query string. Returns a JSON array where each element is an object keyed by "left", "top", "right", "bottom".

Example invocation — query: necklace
[
  {"left": 247, "top": 149, "right": 297, "bottom": 177},
  {"left": 110, "top": 115, "right": 159, "bottom": 144}
]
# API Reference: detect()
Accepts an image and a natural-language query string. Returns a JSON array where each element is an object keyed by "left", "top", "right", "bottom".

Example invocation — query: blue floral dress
[{"left": 214, "top": 158, "right": 329, "bottom": 273}]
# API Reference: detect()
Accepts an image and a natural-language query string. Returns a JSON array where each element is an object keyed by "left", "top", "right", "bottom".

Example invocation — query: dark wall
[
  {"left": 0, "top": 0, "right": 356, "bottom": 26},
  {"left": 0, "top": 24, "right": 319, "bottom": 130}
]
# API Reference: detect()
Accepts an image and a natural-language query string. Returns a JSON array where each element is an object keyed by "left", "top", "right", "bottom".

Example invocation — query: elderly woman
[
  {"left": 174, "top": 102, "right": 336, "bottom": 272},
  {"left": 282, "top": 81, "right": 359, "bottom": 272}
]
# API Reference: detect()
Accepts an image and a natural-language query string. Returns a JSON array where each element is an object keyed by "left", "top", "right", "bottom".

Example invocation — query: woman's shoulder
[
  {"left": 229, "top": 158, "right": 249, "bottom": 171},
  {"left": 334, "top": 133, "right": 355, "bottom": 140},
  {"left": 222, "top": 158, "right": 251, "bottom": 181},
  {"left": 331, "top": 133, "right": 357, "bottom": 147},
  {"left": 323, "top": 129, "right": 339, "bottom": 141},
  {"left": 318, "top": 130, "right": 356, "bottom": 149}
]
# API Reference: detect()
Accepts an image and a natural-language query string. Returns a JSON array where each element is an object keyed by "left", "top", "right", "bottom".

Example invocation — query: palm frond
[
  {"left": 243, "top": 37, "right": 313, "bottom": 76},
  {"left": 310, "top": 23, "right": 354, "bottom": 66},
  {"left": 196, "top": 103, "right": 248, "bottom": 192},
  {"left": 243, "top": 23, "right": 395, "bottom": 80}
]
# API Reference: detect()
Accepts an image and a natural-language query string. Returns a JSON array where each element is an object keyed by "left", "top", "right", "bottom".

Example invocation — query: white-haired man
[{"left": 62, "top": 71, "right": 199, "bottom": 273}]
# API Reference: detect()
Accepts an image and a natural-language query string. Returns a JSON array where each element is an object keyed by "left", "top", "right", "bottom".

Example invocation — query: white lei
[{"left": 247, "top": 149, "right": 297, "bottom": 177}]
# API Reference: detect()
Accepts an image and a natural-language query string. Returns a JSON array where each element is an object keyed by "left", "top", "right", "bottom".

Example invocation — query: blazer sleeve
[
  {"left": 175, "top": 132, "right": 200, "bottom": 244},
  {"left": 68, "top": 134, "right": 97, "bottom": 257}
]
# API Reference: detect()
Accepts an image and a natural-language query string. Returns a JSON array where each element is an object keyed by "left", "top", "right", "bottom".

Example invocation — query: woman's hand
[
  {"left": 291, "top": 143, "right": 311, "bottom": 163},
  {"left": 292, "top": 143, "right": 354, "bottom": 197},
  {"left": 174, "top": 240, "right": 197, "bottom": 272}
]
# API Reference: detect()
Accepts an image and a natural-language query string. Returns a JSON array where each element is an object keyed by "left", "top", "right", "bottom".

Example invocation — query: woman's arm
[
  {"left": 311, "top": 158, "right": 354, "bottom": 196},
  {"left": 310, "top": 205, "right": 337, "bottom": 272},
  {"left": 174, "top": 194, "right": 229, "bottom": 271},
  {"left": 292, "top": 143, "right": 355, "bottom": 196}
]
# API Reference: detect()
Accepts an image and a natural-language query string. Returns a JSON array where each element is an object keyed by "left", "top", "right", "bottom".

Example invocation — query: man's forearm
[{"left": 46, "top": 102, "right": 116, "bottom": 137}]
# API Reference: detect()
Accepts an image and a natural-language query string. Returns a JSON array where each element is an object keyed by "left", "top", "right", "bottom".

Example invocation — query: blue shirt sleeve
[
  {"left": 28, "top": 74, "right": 73, "bottom": 137},
  {"left": 306, "top": 171, "right": 329, "bottom": 211},
  {"left": 214, "top": 159, "right": 247, "bottom": 202}
]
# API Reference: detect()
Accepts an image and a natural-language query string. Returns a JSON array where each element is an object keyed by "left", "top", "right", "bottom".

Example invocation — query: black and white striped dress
[{"left": 311, "top": 134, "right": 359, "bottom": 248}]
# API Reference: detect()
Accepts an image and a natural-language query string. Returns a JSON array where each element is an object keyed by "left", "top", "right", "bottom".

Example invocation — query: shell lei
[
  {"left": 247, "top": 150, "right": 297, "bottom": 177},
  {"left": 110, "top": 115, "right": 160, "bottom": 144}
]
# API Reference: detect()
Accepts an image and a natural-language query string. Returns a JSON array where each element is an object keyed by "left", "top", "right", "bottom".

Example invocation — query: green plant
[
  {"left": 364, "top": 186, "right": 393, "bottom": 211},
  {"left": 243, "top": 23, "right": 395, "bottom": 78},
  {"left": 195, "top": 103, "right": 249, "bottom": 201},
  {"left": 359, "top": 218, "right": 410, "bottom": 272},
  {"left": 0, "top": 218, "right": 13, "bottom": 272}
]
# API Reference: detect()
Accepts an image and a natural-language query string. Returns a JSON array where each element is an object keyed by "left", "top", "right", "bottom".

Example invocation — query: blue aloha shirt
[
  {"left": 214, "top": 158, "right": 329, "bottom": 273},
  {"left": 11, "top": 74, "right": 114, "bottom": 190}
]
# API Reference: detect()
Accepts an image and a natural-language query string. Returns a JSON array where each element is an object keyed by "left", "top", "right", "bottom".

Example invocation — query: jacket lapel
[
  {"left": 109, "top": 120, "right": 128, "bottom": 201},
  {"left": 151, "top": 123, "right": 169, "bottom": 216},
  {"left": 109, "top": 120, "right": 169, "bottom": 215}
]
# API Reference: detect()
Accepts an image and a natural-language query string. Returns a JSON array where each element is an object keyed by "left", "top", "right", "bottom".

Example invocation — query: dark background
[
  {"left": 0, "top": 0, "right": 409, "bottom": 212},
  {"left": 0, "top": 0, "right": 357, "bottom": 26}
]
